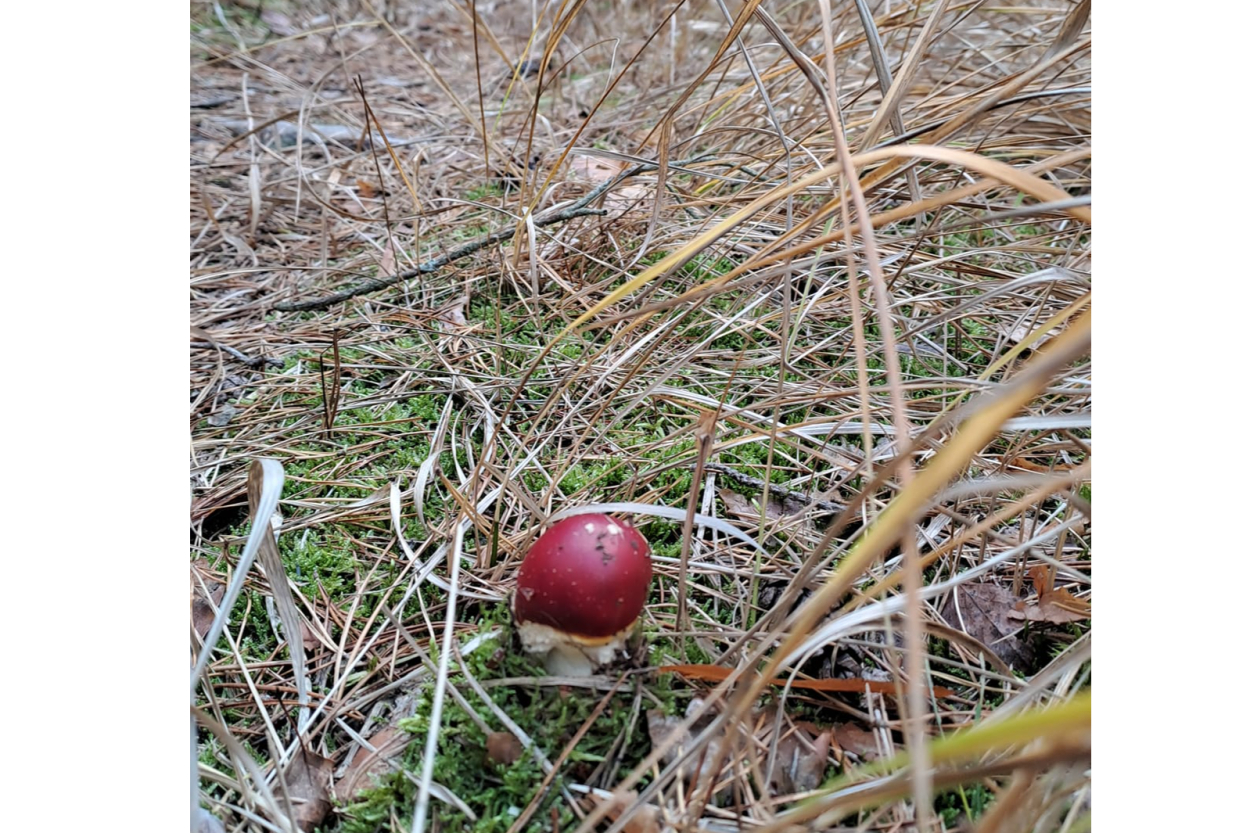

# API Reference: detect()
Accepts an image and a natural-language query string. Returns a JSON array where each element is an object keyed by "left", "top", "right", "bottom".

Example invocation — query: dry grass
[{"left": 191, "top": 1, "right": 1091, "bottom": 831}]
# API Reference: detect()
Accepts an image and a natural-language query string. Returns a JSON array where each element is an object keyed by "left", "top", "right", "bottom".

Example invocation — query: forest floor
[{"left": 190, "top": 2, "right": 1092, "bottom": 831}]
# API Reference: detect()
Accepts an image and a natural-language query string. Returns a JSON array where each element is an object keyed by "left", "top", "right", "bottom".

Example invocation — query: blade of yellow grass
[
  {"left": 758, "top": 692, "right": 1091, "bottom": 829},
  {"left": 551, "top": 144, "right": 1088, "bottom": 344},
  {"left": 580, "top": 148, "right": 1090, "bottom": 333},
  {"left": 849, "top": 292, "right": 1092, "bottom": 604},
  {"left": 861, "top": 691, "right": 1090, "bottom": 781},
  {"left": 858, "top": 0, "right": 954, "bottom": 150},
  {"left": 759, "top": 309, "right": 1090, "bottom": 683},
  {"left": 570, "top": 310, "right": 1091, "bottom": 833}
]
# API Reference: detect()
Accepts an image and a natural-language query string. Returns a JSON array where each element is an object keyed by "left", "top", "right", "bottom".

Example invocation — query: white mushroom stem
[{"left": 516, "top": 620, "right": 629, "bottom": 677}]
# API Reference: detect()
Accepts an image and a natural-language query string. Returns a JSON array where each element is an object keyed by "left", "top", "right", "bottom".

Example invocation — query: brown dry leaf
[
  {"left": 603, "top": 182, "right": 650, "bottom": 216},
  {"left": 650, "top": 704, "right": 833, "bottom": 801},
  {"left": 770, "top": 727, "right": 830, "bottom": 795},
  {"left": 190, "top": 560, "right": 225, "bottom": 640},
  {"left": 356, "top": 178, "right": 378, "bottom": 199},
  {"left": 939, "top": 583, "right": 1035, "bottom": 670},
  {"left": 334, "top": 727, "right": 409, "bottom": 803},
  {"left": 831, "top": 722, "right": 880, "bottom": 762},
  {"left": 646, "top": 709, "right": 724, "bottom": 788},
  {"left": 433, "top": 297, "right": 477, "bottom": 354},
  {"left": 284, "top": 749, "right": 334, "bottom": 832},
  {"left": 570, "top": 154, "right": 624, "bottom": 183},
  {"left": 435, "top": 297, "right": 469, "bottom": 330},
  {"left": 299, "top": 620, "right": 319, "bottom": 652},
  {"left": 588, "top": 789, "right": 661, "bottom": 833},
  {"left": 485, "top": 732, "right": 524, "bottom": 766},
  {"left": 646, "top": 711, "right": 697, "bottom": 765},
  {"left": 377, "top": 238, "right": 396, "bottom": 278},
  {"left": 569, "top": 154, "right": 648, "bottom": 217},
  {"left": 1011, "top": 565, "right": 1091, "bottom": 625}
]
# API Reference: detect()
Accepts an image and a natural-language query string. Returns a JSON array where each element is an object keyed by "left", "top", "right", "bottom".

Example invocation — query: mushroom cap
[{"left": 512, "top": 514, "right": 652, "bottom": 642}]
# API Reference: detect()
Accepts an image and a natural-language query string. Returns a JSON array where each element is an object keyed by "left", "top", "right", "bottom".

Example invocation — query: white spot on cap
[
  {"left": 606, "top": 523, "right": 622, "bottom": 535},
  {"left": 584, "top": 522, "right": 597, "bottom": 533}
]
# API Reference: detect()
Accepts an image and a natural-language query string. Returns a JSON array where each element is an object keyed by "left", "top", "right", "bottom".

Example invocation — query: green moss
[
  {"left": 935, "top": 782, "right": 993, "bottom": 827},
  {"left": 278, "top": 526, "right": 364, "bottom": 602},
  {"left": 339, "top": 622, "right": 653, "bottom": 832},
  {"left": 465, "top": 183, "right": 505, "bottom": 202}
]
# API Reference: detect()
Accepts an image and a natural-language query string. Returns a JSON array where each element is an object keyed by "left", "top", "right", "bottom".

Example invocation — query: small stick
[
  {"left": 272, "top": 206, "right": 607, "bottom": 312},
  {"left": 189, "top": 340, "right": 281, "bottom": 368},
  {"left": 272, "top": 154, "right": 711, "bottom": 312}
]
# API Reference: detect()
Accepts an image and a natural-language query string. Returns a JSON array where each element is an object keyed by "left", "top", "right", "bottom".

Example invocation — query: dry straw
[{"left": 192, "top": 1, "right": 1091, "bottom": 830}]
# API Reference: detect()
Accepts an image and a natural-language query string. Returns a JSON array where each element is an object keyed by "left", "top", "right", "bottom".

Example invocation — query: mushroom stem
[
  {"left": 516, "top": 619, "right": 627, "bottom": 676},
  {"left": 541, "top": 643, "right": 598, "bottom": 677}
]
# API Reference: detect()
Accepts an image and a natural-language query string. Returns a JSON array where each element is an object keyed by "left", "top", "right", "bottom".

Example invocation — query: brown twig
[{"left": 271, "top": 205, "right": 608, "bottom": 312}]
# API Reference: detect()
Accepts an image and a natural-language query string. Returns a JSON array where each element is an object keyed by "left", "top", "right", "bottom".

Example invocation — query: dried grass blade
[
  {"left": 410, "top": 507, "right": 466, "bottom": 833},
  {"left": 192, "top": 458, "right": 285, "bottom": 693},
  {"left": 246, "top": 460, "right": 310, "bottom": 733},
  {"left": 557, "top": 143, "right": 1086, "bottom": 344},
  {"left": 859, "top": 0, "right": 953, "bottom": 149},
  {"left": 414, "top": 394, "right": 455, "bottom": 528},
  {"left": 678, "top": 410, "right": 719, "bottom": 642},
  {"left": 193, "top": 705, "right": 296, "bottom": 833},
  {"left": 852, "top": 0, "right": 922, "bottom": 202},
  {"left": 755, "top": 309, "right": 1091, "bottom": 696},
  {"left": 1044, "top": 0, "right": 1092, "bottom": 61}
]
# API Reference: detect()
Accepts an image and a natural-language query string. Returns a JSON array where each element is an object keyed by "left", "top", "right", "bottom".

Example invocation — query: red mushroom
[{"left": 512, "top": 514, "right": 652, "bottom": 676}]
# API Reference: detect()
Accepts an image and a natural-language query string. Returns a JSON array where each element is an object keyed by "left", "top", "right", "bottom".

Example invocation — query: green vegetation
[
  {"left": 191, "top": 3, "right": 1091, "bottom": 830},
  {"left": 339, "top": 625, "right": 657, "bottom": 832}
]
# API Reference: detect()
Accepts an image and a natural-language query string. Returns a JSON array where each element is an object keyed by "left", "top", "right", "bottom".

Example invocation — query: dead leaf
[
  {"left": 433, "top": 297, "right": 477, "bottom": 354},
  {"left": 434, "top": 298, "right": 469, "bottom": 330},
  {"left": 939, "top": 583, "right": 1035, "bottom": 670},
  {"left": 283, "top": 748, "right": 334, "bottom": 832},
  {"left": 570, "top": 154, "right": 624, "bottom": 183},
  {"left": 356, "top": 178, "right": 378, "bottom": 199},
  {"left": 770, "top": 727, "right": 830, "bottom": 794},
  {"left": 568, "top": 154, "right": 649, "bottom": 218},
  {"left": 334, "top": 727, "right": 408, "bottom": 803},
  {"left": 647, "top": 709, "right": 723, "bottom": 788},
  {"left": 207, "top": 402, "right": 239, "bottom": 427},
  {"left": 604, "top": 182, "right": 650, "bottom": 215},
  {"left": 1010, "top": 565, "right": 1091, "bottom": 625},
  {"left": 191, "top": 561, "right": 225, "bottom": 640},
  {"left": 377, "top": 238, "right": 396, "bottom": 277},
  {"left": 831, "top": 722, "right": 880, "bottom": 762},
  {"left": 485, "top": 732, "right": 524, "bottom": 766},
  {"left": 588, "top": 789, "right": 661, "bottom": 833},
  {"left": 299, "top": 620, "right": 319, "bottom": 652},
  {"left": 649, "top": 703, "right": 836, "bottom": 801},
  {"left": 647, "top": 708, "right": 730, "bottom": 804}
]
